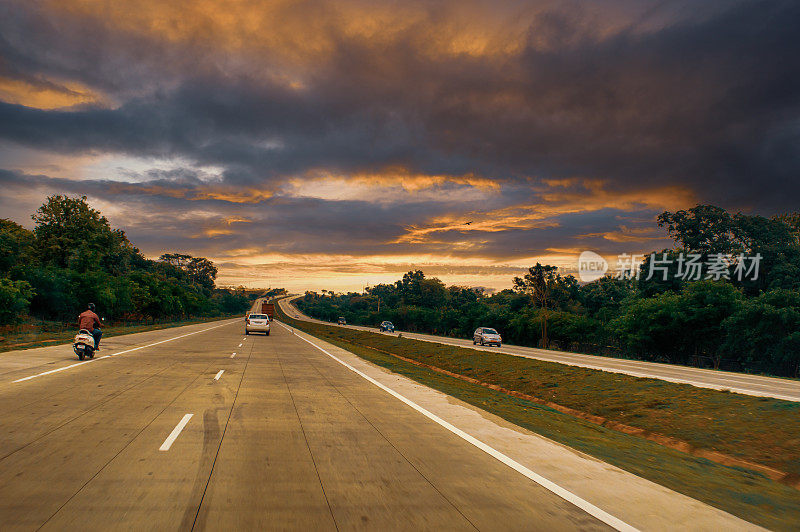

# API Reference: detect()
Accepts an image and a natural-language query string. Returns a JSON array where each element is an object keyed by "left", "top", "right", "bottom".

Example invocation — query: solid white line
[
  {"left": 214, "top": 369, "right": 224, "bottom": 380},
  {"left": 12, "top": 321, "right": 234, "bottom": 383},
  {"left": 230, "top": 352, "right": 236, "bottom": 358},
  {"left": 11, "top": 359, "right": 101, "bottom": 382},
  {"left": 159, "top": 413, "right": 193, "bottom": 451},
  {"left": 276, "top": 321, "right": 637, "bottom": 532}
]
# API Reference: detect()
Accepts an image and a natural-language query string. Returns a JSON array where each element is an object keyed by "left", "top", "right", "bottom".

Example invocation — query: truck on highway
[{"left": 261, "top": 302, "right": 275, "bottom": 320}]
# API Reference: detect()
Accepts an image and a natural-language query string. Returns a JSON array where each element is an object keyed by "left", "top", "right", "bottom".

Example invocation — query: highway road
[
  {"left": 279, "top": 297, "right": 800, "bottom": 403},
  {"left": 0, "top": 314, "right": 606, "bottom": 530},
  {"left": 0, "top": 305, "right": 761, "bottom": 530}
]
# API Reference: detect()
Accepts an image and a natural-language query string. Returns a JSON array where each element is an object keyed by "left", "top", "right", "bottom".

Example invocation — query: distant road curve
[{"left": 278, "top": 296, "right": 800, "bottom": 403}]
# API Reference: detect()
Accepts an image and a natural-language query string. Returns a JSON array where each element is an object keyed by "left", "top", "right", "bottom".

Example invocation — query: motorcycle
[{"left": 73, "top": 329, "right": 96, "bottom": 360}]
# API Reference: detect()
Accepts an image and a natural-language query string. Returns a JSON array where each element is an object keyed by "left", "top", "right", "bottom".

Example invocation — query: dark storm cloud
[
  {"left": 0, "top": 168, "right": 456, "bottom": 255},
  {"left": 0, "top": 0, "right": 797, "bottom": 206},
  {"left": 0, "top": 0, "right": 797, "bottom": 291},
  {"left": 0, "top": 168, "right": 661, "bottom": 262}
]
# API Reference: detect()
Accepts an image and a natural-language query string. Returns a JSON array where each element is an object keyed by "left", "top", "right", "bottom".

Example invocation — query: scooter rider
[{"left": 78, "top": 303, "right": 102, "bottom": 351}]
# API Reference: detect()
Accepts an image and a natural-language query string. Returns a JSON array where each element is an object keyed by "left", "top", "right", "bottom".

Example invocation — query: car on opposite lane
[
  {"left": 379, "top": 321, "right": 395, "bottom": 332},
  {"left": 473, "top": 327, "right": 502, "bottom": 347},
  {"left": 338, "top": 316, "right": 347, "bottom": 325},
  {"left": 246, "top": 314, "right": 270, "bottom": 335}
]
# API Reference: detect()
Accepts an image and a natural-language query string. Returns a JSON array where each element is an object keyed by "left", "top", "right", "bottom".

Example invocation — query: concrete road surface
[
  {"left": 279, "top": 297, "right": 800, "bottom": 402},
  {"left": 0, "top": 316, "right": 607, "bottom": 530},
  {"left": 0, "top": 310, "right": 761, "bottom": 530}
]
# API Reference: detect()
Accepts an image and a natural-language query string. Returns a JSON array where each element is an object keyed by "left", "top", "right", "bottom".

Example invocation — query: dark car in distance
[
  {"left": 379, "top": 321, "right": 395, "bottom": 332},
  {"left": 337, "top": 316, "right": 347, "bottom": 325}
]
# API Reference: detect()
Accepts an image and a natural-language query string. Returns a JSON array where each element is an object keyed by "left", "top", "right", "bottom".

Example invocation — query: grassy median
[{"left": 278, "top": 305, "right": 800, "bottom": 531}]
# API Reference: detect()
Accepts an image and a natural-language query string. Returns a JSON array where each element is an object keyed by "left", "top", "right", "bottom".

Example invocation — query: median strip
[{"left": 360, "top": 340, "right": 792, "bottom": 484}]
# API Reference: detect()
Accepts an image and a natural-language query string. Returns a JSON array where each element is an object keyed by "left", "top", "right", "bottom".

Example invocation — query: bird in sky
[{"left": 464, "top": 221, "right": 473, "bottom": 225}]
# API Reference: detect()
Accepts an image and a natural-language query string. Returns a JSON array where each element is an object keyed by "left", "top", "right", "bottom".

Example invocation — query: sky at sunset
[{"left": 1, "top": 0, "right": 797, "bottom": 292}]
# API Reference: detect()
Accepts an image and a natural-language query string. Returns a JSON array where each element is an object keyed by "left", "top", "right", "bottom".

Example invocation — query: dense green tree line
[
  {"left": 298, "top": 205, "right": 800, "bottom": 377},
  {"left": 0, "top": 196, "right": 254, "bottom": 325}
]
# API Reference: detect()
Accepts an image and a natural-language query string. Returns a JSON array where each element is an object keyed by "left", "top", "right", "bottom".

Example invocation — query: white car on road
[
  {"left": 245, "top": 314, "right": 270, "bottom": 335},
  {"left": 473, "top": 327, "right": 502, "bottom": 347}
]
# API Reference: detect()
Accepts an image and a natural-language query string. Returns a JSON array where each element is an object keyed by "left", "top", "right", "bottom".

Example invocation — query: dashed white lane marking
[
  {"left": 159, "top": 413, "right": 193, "bottom": 451},
  {"left": 214, "top": 370, "right": 224, "bottom": 381},
  {"left": 276, "top": 321, "right": 638, "bottom": 532},
  {"left": 238, "top": 343, "right": 243, "bottom": 347},
  {"left": 12, "top": 321, "right": 234, "bottom": 384},
  {"left": 230, "top": 352, "right": 236, "bottom": 358}
]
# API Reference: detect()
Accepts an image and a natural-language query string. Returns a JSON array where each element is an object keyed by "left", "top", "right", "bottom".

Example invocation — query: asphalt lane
[
  {"left": 0, "top": 315, "right": 612, "bottom": 530},
  {"left": 279, "top": 298, "right": 800, "bottom": 402}
]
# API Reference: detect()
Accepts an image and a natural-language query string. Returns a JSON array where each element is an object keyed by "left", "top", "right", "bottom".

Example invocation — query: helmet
[{"left": 88, "top": 303, "right": 96, "bottom": 311}]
